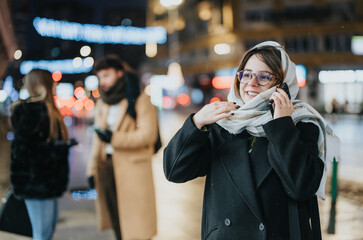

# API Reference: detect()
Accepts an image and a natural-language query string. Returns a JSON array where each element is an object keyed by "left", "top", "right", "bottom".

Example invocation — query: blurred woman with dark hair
[{"left": 10, "top": 69, "right": 76, "bottom": 240}]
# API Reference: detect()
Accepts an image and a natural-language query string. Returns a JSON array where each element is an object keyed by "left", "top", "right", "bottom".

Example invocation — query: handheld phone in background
[{"left": 269, "top": 83, "right": 291, "bottom": 117}]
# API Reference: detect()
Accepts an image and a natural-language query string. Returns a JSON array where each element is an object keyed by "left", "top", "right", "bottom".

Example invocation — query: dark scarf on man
[{"left": 98, "top": 72, "right": 140, "bottom": 119}]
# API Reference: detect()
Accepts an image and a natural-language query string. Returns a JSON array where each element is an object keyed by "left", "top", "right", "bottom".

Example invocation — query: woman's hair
[
  {"left": 234, "top": 45, "right": 284, "bottom": 98},
  {"left": 15, "top": 69, "right": 69, "bottom": 141}
]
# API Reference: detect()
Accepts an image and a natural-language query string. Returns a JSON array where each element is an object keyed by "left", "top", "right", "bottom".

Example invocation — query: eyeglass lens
[{"left": 237, "top": 70, "right": 273, "bottom": 86}]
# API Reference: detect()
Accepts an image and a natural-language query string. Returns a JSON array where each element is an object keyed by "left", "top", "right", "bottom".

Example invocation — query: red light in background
[
  {"left": 84, "top": 99, "right": 95, "bottom": 111},
  {"left": 212, "top": 76, "right": 233, "bottom": 89},
  {"left": 298, "top": 78, "right": 306, "bottom": 87},
  {"left": 74, "top": 99, "right": 84, "bottom": 111},
  {"left": 177, "top": 93, "right": 191, "bottom": 106},
  {"left": 64, "top": 97, "right": 76, "bottom": 108},
  {"left": 92, "top": 88, "right": 100, "bottom": 98},
  {"left": 162, "top": 96, "right": 173, "bottom": 109},
  {"left": 74, "top": 87, "right": 86, "bottom": 99},
  {"left": 210, "top": 97, "right": 220, "bottom": 103},
  {"left": 52, "top": 71, "right": 62, "bottom": 82}
]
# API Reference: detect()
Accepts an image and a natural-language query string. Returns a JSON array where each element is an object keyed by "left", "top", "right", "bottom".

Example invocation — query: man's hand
[{"left": 95, "top": 128, "right": 112, "bottom": 143}]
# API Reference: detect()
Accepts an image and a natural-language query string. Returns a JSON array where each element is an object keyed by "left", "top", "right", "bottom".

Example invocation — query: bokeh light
[
  {"left": 52, "top": 71, "right": 62, "bottom": 82},
  {"left": 210, "top": 97, "right": 220, "bottom": 103},
  {"left": 84, "top": 99, "right": 95, "bottom": 111},
  {"left": 212, "top": 76, "right": 233, "bottom": 89},
  {"left": 92, "top": 88, "right": 100, "bottom": 98},
  {"left": 74, "top": 99, "right": 84, "bottom": 111},
  {"left": 80, "top": 46, "right": 91, "bottom": 57},
  {"left": 177, "top": 93, "right": 191, "bottom": 106},
  {"left": 14, "top": 50, "right": 22, "bottom": 60},
  {"left": 73, "top": 57, "right": 83, "bottom": 68},
  {"left": 74, "top": 87, "right": 86, "bottom": 100}
]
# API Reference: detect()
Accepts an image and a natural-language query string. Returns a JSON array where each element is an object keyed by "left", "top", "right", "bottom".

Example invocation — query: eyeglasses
[{"left": 236, "top": 70, "right": 276, "bottom": 86}]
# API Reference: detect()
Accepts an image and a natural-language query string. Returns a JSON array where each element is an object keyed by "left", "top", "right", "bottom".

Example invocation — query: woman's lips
[{"left": 246, "top": 91, "right": 259, "bottom": 97}]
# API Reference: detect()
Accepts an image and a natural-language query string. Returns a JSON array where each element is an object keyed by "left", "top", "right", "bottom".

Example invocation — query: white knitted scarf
[{"left": 217, "top": 41, "right": 340, "bottom": 200}]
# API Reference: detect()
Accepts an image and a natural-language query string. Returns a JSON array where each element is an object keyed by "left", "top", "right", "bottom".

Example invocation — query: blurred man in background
[{"left": 87, "top": 56, "right": 158, "bottom": 240}]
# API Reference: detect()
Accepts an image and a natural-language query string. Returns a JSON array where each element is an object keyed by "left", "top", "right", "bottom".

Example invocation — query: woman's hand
[
  {"left": 270, "top": 88, "right": 294, "bottom": 119},
  {"left": 193, "top": 101, "right": 239, "bottom": 129}
]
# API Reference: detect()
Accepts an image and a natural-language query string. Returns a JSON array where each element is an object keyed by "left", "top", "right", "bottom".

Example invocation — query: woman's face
[{"left": 239, "top": 54, "right": 277, "bottom": 103}]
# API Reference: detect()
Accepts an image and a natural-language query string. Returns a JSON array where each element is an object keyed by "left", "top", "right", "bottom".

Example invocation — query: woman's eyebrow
[{"left": 244, "top": 69, "right": 272, "bottom": 74}]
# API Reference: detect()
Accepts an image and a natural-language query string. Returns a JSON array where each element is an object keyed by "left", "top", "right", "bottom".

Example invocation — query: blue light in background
[
  {"left": 215, "top": 67, "right": 238, "bottom": 77},
  {"left": 7, "top": 132, "right": 14, "bottom": 141},
  {"left": 20, "top": 59, "right": 93, "bottom": 75},
  {"left": 56, "top": 83, "right": 74, "bottom": 99},
  {"left": 84, "top": 75, "right": 99, "bottom": 91},
  {"left": 33, "top": 17, "right": 167, "bottom": 45},
  {"left": 19, "top": 89, "right": 30, "bottom": 100},
  {"left": 4, "top": 76, "right": 13, "bottom": 95},
  {"left": 71, "top": 189, "right": 97, "bottom": 200}
]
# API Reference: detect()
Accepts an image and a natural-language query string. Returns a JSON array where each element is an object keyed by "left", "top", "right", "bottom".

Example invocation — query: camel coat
[{"left": 87, "top": 92, "right": 158, "bottom": 239}]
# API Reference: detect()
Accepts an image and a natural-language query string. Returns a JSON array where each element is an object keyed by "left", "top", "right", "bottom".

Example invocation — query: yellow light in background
[
  {"left": 214, "top": 43, "right": 231, "bottom": 55},
  {"left": 160, "top": 0, "right": 183, "bottom": 8},
  {"left": 198, "top": 1, "right": 212, "bottom": 21},
  {"left": 176, "top": 16, "right": 185, "bottom": 31},
  {"left": 153, "top": 2, "right": 166, "bottom": 15},
  {"left": 166, "top": 62, "right": 185, "bottom": 90},
  {"left": 84, "top": 57, "right": 94, "bottom": 68},
  {"left": 146, "top": 42, "right": 157, "bottom": 58},
  {"left": 73, "top": 57, "right": 83, "bottom": 68},
  {"left": 14, "top": 50, "right": 22, "bottom": 60},
  {"left": 80, "top": 45, "right": 91, "bottom": 57},
  {"left": 222, "top": 4, "right": 233, "bottom": 30}
]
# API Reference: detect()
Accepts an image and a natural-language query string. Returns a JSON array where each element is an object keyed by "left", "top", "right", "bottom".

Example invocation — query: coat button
[
  {"left": 224, "top": 218, "right": 231, "bottom": 226},
  {"left": 259, "top": 223, "right": 265, "bottom": 231}
]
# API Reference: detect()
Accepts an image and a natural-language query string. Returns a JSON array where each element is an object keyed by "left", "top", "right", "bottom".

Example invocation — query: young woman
[
  {"left": 10, "top": 69, "right": 75, "bottom": 240},
  {"left": 164, "top": 41, "right": 337, "bottom": 240}
]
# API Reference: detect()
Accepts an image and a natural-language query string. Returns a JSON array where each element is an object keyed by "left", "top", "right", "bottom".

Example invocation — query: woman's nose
[{"left": 247, "top": 75, "right": 259, "bottom": 86}]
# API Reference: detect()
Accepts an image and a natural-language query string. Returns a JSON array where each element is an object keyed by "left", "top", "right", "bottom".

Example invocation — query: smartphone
[{"left": 269, "top": 83, "right": 291, "bottom": 116}]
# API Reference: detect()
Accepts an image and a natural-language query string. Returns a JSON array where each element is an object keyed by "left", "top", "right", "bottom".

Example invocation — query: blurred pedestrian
[
  {"left": 87, "top": 56, "right": 158, "bottom": 240},
  {"left": 10, "top": 69, "right": 76, "bottom": 240},
  {"left": 164, "top": 41, "right": 339, "bottom": 240},
  {"left": 330, "top": 98, "right": 339, "bottom": 123}
]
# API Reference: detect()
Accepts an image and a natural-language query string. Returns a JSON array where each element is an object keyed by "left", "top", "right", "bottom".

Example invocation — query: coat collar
[{"left": 218, "top": 131, "right": 263, "bottom": 221}]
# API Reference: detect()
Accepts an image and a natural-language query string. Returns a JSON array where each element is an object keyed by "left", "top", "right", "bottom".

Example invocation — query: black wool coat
[
  {"left": 163, "top": 115, "right": 324, "bottom": 240},
  {"left": 10, "top": 101, "right": 69, "bottom": 199}
]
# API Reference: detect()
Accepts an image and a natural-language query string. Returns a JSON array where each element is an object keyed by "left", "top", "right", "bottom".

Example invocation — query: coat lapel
[
  {"left": 250, "top": 138, "right": 273, "bottom": 190},
  {"left": 218, "top": 132, "right": 263, "bottom": 221}
]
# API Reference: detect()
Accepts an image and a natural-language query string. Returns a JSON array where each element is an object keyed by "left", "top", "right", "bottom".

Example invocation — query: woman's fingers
[
  {"left": 271, "top": 91, "right": 287, "bottom": 105},
  {"left": 276, "top": 88, "right": 290, "bottom": 101},
  {"left": 193, "top": 101, "right": 238, "bottom": 129},
  {"left": 214, "top": 111, "right": 233, "bottom": 122},
  {"left": 270, "top": 90, "right": 294, "bottom": 119},
  {"left": 214, "top": 102, "right": 238, "bottom": 115},
  {"left": 270, "top": 94, "right": 281, "bottom": 107}
]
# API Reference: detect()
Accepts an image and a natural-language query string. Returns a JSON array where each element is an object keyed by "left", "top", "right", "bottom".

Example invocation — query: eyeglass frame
[{"left": 236, "top": 70, "right": 277, "bottom": 86}]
